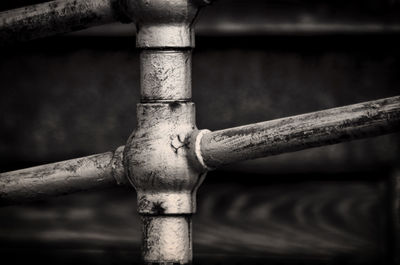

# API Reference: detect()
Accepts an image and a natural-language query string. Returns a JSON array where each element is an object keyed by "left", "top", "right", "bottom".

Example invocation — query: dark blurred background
[{"left": 1, "top": 0, "right": 400, "bottom": 264}]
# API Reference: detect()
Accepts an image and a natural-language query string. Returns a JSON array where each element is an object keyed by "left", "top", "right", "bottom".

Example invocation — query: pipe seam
[{"left": 195, "top": 129, "right": 213, "bottom": 171}]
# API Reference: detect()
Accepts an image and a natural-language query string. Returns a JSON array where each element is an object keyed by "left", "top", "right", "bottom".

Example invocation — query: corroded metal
[
  {"left": 199, "top": 96, "right": 400, "bottom": 169},
  {"left": 0, "top": 146, "right": 126, "bottom": 205},
  {"left": 0, "top": 0, "right": 130, "bottom": 44},
  {"left": 140, "top": 50, "right": 192, "bottom": 102},
  {"left": 124, "top": 103, "right": 206, "bottom": 215},
  {"left": 121, "top": 1, "right": 212, "bottom": 263},
  {"left": 141, "top": 215, "right": 192, "bottom": 264},
  {"left": 120, "top": 0, "right": 211, "bottom": 48}
]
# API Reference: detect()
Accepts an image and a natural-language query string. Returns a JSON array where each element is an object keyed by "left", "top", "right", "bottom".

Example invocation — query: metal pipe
[
  {"left": 0, "top": 146, "right": 126, "bottom": 205},
  {"left": 0, "top": 0, "right": 129, "bottom": 44},
  {"left": 121, "top": 1, "right": 211, "bottom": 263},
  {"left": 199, "top": 96, "right": 400, "bottom": 169}
]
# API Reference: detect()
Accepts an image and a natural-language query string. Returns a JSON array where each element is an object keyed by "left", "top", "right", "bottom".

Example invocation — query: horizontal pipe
[
  {"left": 0, "top": 0, "right": 129, "bottom": 44},
  {"left": 0, "top": 146, "right": 126, "bottom": 205},
  {"left": 200, "top": 96, "right": 400, "bottom": 169}
]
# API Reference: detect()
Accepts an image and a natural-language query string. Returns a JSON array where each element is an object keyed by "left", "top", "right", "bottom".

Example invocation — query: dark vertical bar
[{"left": 389, "top": 168, "right": 400, "bottom": 264}]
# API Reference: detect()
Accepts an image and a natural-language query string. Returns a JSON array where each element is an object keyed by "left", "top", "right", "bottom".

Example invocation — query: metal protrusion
[
  {"left": 194, "top": 129, "right": 213, "bottom": 171},
  {"left": 111, "top": 145, "right": 127, "bottom": 185}
]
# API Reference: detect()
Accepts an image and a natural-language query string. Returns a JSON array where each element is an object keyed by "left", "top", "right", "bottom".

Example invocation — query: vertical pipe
[
  {"left": 134, "top": 49, "right": 198, "bottom": 264},
  {"left": 142, "top": 216, "right": 192, "bottom": 264},
  {"left": 121, "top": 1, "right": 212, "bottom": 263},
  {"left": 140, "top": 50, "right": 192, "bottom": 102}
]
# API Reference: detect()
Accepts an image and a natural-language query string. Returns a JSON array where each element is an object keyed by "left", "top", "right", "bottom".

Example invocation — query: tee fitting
[{"left": 121, "top": 0, "right": 212, "bottom": 264}]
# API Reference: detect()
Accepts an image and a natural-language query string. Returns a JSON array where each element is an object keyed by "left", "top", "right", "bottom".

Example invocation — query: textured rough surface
[
  {"left": 0, "top": 0, "right": 127, "bottom": 44},
  {"left": 142, "top": 216, "right": 192, "bottom": 264},
  {"left": 121, "top": 2, "right": 213, "bottom": 261},
  {"left": 122, "top": 2, "right": 212, "bottom": 261},
  {"left": 0, "top": 147, "right": 126, "bottom": 204},
  {"left": 201, "top": 96, "right": 400, "bottom": 169},
  {"left": 141, "top": 50, "right": 192, "bottom": 102},
  {"left": 124, "top": 103, "right": 205, "bottom": 214},
  {"left": 121, "top": 0, "right": 211, "bottom": 47}
]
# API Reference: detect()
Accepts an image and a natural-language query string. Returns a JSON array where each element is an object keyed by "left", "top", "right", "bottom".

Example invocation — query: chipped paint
[
  {"left": 200, "top": 96, "right": 400, "bottom": 169},
  {"left": 121, "top": 1, "right": 212, "bottom": 263},
  {"left": 0, "top": 0, "right": 130, "bottom": 44},
  {"left": 0, "top": 147, "right": 127, "bottom": 205}
]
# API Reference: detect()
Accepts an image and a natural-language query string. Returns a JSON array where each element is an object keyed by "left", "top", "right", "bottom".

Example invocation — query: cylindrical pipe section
[
  {"left": 141, "top": 215, "right": 192, "bottom": 264},
  {"left": 121, "top": 0, "right": 206, "bottom": 48},
  {"left": 0, "top": 0, "right": 127, "bottom": 44},
  {"left": 0, "top": 146, "right": 126, "bottom": 205},
  {"left": 200, "top": 96, "right": 400, "bottom": 169},
  {"left": 140, "top": 50, "right": 192, "bottom": 102}
]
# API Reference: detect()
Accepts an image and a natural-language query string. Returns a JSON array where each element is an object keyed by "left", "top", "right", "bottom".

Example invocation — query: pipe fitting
[
  {"left": 120, "top": 0, "right": 212, "bottom": 48},
  {"left": 123, "top": 102, "right": 207, "bottom": 215},
  {"left": 120, "top": 1, "right": 213, "bottom": 263}
]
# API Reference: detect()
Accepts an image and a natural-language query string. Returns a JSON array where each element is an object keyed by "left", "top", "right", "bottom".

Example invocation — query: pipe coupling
[
  {"left": 120, "top": 0, "right": 212, "bottom": 48},
  {"left": 124, "top": 102, "right": 207, "bottom": 215}
]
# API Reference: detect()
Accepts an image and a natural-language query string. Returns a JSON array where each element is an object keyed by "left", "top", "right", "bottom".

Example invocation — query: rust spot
[
  {"left": 169, "top": 101, "right": 181, "bottom": 111},
  {"left": 151, "top": 201, "right": 166, "bottom": 214},
  {"left": 138, "top": 196, "right": 152, "bottom": 212},
  {"left": 171, "top": 134, "right": 190, "bottom": 153}
]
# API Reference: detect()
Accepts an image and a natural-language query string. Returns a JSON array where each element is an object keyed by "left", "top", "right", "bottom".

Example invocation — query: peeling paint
[
  {"left": 0, "top": 149, "right": 126, "bottom": 205},
  {"left": 201, "top": 96, "right": 400, "bottom": 169},
  {"left": 0, "top": 0, "right": 130, "bottom": 44}
]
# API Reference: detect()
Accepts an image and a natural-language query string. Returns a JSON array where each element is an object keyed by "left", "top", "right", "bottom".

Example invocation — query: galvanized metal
[
  {"left": 0, "top": 0, "right": 129, "bottom": 44},
  {"left": 0, "top": 146, "right": 126, "bottom": 205},
  {"left": 124, "top": 102, "right": 206, "bottom": 215},
  {"left": 140, "top": 50, "right": 192, "bottom": 102},
  {"left": 119, "top": 1, "right": 212, "bottom": 263},
  {"left": 141, "top": 215, "right": 193, "bottom": 264},
  {"left": 121, "top": 0, "right": 211, "bottom": 48},
  {"left": 199, "top": 96, "right": 400, "bottom": 169}
]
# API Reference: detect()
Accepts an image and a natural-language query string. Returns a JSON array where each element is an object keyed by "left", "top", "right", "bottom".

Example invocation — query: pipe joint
[
  {"left": 124, "top": 102, "right": 207, "bottom": 215},
  {"left": 120, "top": 0, "right": 212, "bottom": 48}
]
